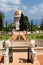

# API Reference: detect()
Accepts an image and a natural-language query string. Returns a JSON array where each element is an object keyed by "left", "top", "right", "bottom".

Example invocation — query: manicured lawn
[
  {"left": 0, "top": 33, "right": 43, "bottom": 40},
  {"left": 27, "top": 33, "right": 43, "bottom": 40},
  {"left": 0, "top": 34, "right": 11, "bottom": 40}
]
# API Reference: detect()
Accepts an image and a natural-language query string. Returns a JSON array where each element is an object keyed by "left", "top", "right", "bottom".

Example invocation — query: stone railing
[
  {"left": 0, "top": 48, "right": 5, "bottom": 55},
  {"left": 34, "top": 47, "right": 43, "bottom": 55}
]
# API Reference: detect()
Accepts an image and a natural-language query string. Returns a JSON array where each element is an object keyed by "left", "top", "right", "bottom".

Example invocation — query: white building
[{"left": 14, "top": 10, "right": 22, "bottom": 30}]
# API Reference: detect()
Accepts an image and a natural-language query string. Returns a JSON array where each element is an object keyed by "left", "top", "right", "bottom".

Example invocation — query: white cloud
[
  {"left": 40, "top": 3, "right": 43, "bottom": 8},
  {"left": 11, "top": 0, "right": 21, "bottom": 4},
  {"left": 0, "top": 0, "right": 7, "bottom": 3},
  {"left": 27, "top": 3, "right": 43, "bottom": 19},
  {"left": 0, "top": 4, "right": 19, "bottom": 12},
  {"left": 28, "top": 6, "right": 37, "bottom": 14},
  {"left": 28, "top": 3, "right": 43, "bottom": 14},
  {"left": 0, "top": 7, "right": 11, "bottom": 12},
  {"left": 1, "top": 0, "right": 43, "bottom": 20},
  {"left": 22, "top": 5, "right": 27, "bottom": 10},
  {"left": 0, "top": 0, "right": 21, "bottom": 4},
  {"left": 0, "top": 0, "right": 21, "bottom": 12},
  {"left": 0, "top": 3, "right": 11, "bottom": 12}
]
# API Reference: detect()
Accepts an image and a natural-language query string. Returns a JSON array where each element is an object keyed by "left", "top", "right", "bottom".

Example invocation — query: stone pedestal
[
  {"left": 30, "top": 39, "right": 35, "bottom": 48},
  {"left": 4, "top": 48, "right": 9, "bottom": 64}
]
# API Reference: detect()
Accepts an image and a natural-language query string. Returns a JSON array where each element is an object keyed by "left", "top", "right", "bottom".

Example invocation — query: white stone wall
[
  {"left": 0, "top": 40, "right": 4, "bottom": 48},
  {"left": 14, "top": 17, "right": 20, "bottom": 30}
]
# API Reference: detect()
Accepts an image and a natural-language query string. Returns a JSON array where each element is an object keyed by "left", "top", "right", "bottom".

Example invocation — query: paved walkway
[
  {"left": 1, "top": 52, "right": 40, "bottom": 65},
  {"left": 37, "top": 55, "right": 43, "bottom": 65}
]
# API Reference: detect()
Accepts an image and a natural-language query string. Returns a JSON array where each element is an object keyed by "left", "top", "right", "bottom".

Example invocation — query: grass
[
  {"left": 0, "top": 34, "right": 11, "bottom": 40},
  {"left": 27, "top": 33, "right": 43, "bottom": 40},
  {"left": 0, "top": 33, "right": 43, "bottom": 40}
]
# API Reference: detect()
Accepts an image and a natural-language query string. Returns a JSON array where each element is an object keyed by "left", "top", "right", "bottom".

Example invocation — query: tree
[
  {"left": 40, "top": 18, "right": 43, "bottom": 30},
  {"left": 28, "top": 22, "right": 30, "bottom": 31},
  {"left": 8, "top": 23, "right": 16, "bottom": 31},
  {"left": 24, "top": 16, "right": 29, "bottom": 30},
  {"left": 32, "top": 25, "right": 39, "bottom": 31},
  {"left": 30, "top": 20, "right": 39, "bottom": 31},
  {"left": 3, "top": 26, "right": 6, "bottom": 31},
  {"left": 0, "top": 12, "right": 4, "bottom": 30},
  {"left": 31, "top": 20, "right": 33, "bottom": 32},
  {"left": 19, "top": 13, "right": 29, "bottom": 31},
  {"left": 19, "top": 13, "right": 24, "bottom": 31}
]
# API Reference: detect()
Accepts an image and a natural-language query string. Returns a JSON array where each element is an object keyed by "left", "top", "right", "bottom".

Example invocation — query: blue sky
[{"left": 0, "top": 0, "right": 43, "bottom": 25}]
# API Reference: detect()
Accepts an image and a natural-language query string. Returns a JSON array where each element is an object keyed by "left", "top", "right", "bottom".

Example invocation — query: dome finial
[{"left": 14, "top": 9, "right": 22, "bottom": 16}]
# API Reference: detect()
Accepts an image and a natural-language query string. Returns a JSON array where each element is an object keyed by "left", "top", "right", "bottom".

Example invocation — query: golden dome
[{"left": 15, "top": 10, "right": 22, "bottom": 16}]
